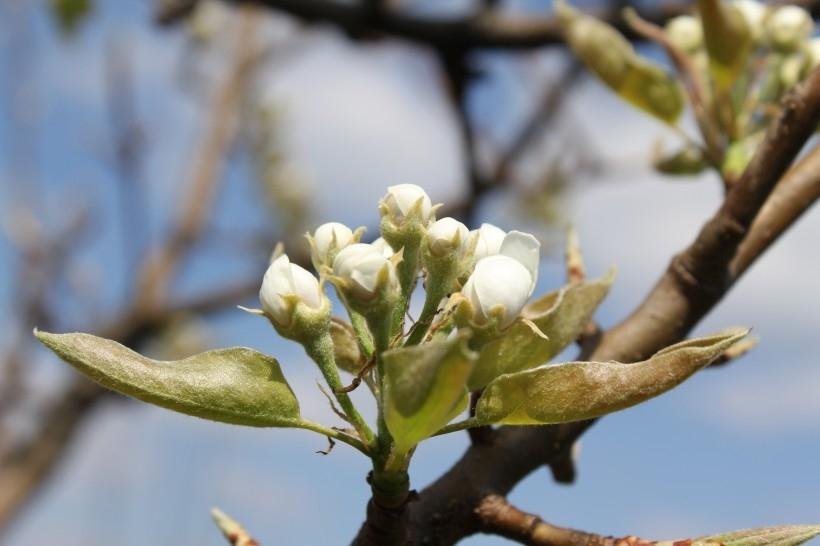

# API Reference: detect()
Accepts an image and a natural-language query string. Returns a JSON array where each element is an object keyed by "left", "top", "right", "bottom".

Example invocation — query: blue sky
[{"left": 1, "top": 2, "right": 819, "bottom": 545}]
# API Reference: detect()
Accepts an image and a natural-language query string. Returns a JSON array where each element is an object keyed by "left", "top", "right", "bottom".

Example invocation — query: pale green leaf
[
  {"left": 384, "top": 332, "right": 477, "bottom": 452},
  {"left": 468, "top": 270, "right": 614, "bottom": 391},
  {"left": 669, "top": 525, "right": 820, "bottom": 546},
  {"left": 35, "top": 330, "right": 301, "bottom": 427},
  {"left": 556, "top": 0, "right": 685, "bottom": 124},
  {"left": 474, "top": 328, "right": 749, "bottom": 425}
]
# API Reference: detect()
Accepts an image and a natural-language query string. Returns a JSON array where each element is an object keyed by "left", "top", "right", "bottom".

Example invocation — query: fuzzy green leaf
[
  {"left": 35, "top": 330, "right": 301, "bottom": 427},
  {"left": 384, "top": 332, "right": 477, "bottom": 452},
  {"left": 468, "top": 270, "right": 614, "bottom": 391},
  {"left": 672, "top": 525, "right": 820, "bottom": 546},
  {"left": 474, "top": 328, "right": 748, "bottom": 426},
  {"left": 556, "top": 0, "right": 685, "bottom": 124}
]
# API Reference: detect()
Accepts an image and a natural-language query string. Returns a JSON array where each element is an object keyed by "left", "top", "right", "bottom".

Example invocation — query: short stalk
[
  {"left": 349, "top": 311, "right": 374, "bottom": 358},
  {"left": 305, "top": 332, "right": 376, "bottom": 450},
  {"left": 392, "top": 243, "right": 420, "bottom": 334},
  {"left": 404, "top": 280, "right": 449, "bottom": 346},
  {"left": 433, "top": 417, "right": 480, "bottom": 437},
  {"left": 297, "top": 419, "right": 370, "bottom": 455}
]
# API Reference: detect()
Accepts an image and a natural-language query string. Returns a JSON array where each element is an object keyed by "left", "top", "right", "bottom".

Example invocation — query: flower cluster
[{"left": 258, "top": 184, "right": 541, "bottom": 342}]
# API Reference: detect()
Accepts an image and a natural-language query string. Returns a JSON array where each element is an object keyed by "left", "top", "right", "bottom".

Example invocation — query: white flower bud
[
  {"left": 333, "top": 243, "right": 398, "bottom": 301},
  {"left": 259, "top": 254, "right": 323, "bottom": 327},
  {"left": 462, "top": 256, "right": 534, "bottom": 327},
  {"left": 460, "top": 230, "right": 540, "bottom": 328},
  {"left": 312, "top": 222, "right": 354, "bottom": 265},
  {"left": 472, "top": 223, "right": 506, "bottom": 261},
  {"left": 380, "top": 184, "right": 433, "bottom": 224},
  {"left": 733, "top": 0, "right": 768, "bottom": 42},
  {"left": 371, "top": 237, "right": 395, "bottom": 259},
  {"left": 767, "top": 6, "right": 813, "bottom": 53},
  {"left": 426, "top": 217, "right": 469, "bottom": 257},
  {"left": 666, "top": 16, "right": 703, "bottom": 53}
]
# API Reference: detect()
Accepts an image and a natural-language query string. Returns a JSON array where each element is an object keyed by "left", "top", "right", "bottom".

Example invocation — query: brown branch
[
  {"left": 136, "top": 8, "right": 261, "bottom": 309},
  {"left": 478, "top": 495, "right": 655, "bottom": 546},
  {"left": 0, "top": 9, "right": 266, "bottom": 534},
  {"left": 352, "top": 65, "right": 820, "bottom": 546},
  {"left": 730, "top": 144, "right": 820, "bottom": 277}
]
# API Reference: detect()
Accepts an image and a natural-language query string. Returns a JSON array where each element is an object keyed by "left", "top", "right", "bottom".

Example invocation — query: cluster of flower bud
[{"left": 255, "top": 184, "right": 543, "bottom": 344}]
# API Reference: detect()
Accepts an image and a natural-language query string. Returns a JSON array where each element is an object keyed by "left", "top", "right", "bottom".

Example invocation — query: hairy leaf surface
[
  {"left": 475, "top": 328, "right": 748, "bottom": 425},
  {"left": 468, "top": 270, "right": 614, "bottom": 390},
  {"left": 35, "top": 330, "right": 301, "bottom": 427},
  {"left": 384, "top": 332, "right": 477, "bottom": 452}
]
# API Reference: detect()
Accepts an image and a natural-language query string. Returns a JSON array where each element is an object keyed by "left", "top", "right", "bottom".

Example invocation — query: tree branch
[
  {"left": 220, "top": 0, "right": 694, "bottom": 50},
  {"left": 478, "top": 495, "right": 655, "bottom": 546}
]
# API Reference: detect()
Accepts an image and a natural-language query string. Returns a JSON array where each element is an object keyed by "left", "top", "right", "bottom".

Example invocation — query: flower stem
[
  {"left": 305, "top": 332, "right": 376, "bottom": 451},
  {"left": 296, "top": 419, "right": 369, "bottom": 455},
  {"left": 433, "top": 417, "right": 480, "bottom": 437}
]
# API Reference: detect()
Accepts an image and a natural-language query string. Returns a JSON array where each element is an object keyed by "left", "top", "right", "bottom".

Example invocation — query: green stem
[
  {"left": 296, "top": 419, "right": 369, "bottom": 455},
  {"left": 305, "top": 332, "right": 376, "bottom": 451},
  {"left": 349, "top": 311, "right": 374, "bottom": 358},
  {"left": 404, "top": 280, "right": 449, "bottom": 346},
  {"left": 433, "top": 417, "right": 480, "bottom": 437},
  {"left": 392, "top": 243, "right": 420, "bottom": 335}
]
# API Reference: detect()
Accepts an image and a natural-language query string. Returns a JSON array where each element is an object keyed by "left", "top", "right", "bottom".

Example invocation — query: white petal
[
  {"left": 473, "top": 223, "right": 506, "bottom": 260},
  {"left": 314, "top": 222, "right": 354, "bottom": 259},
  {"left": 499, "top": 230, "right": 540, "bottom": 292},
  {"left": 427, "top": 217, "right": 469, "bottom": 256},
  {"left": 289, "top": 263, "right": 322, "bottom": 310},
  {"left": 371, "top": 237, "right": 395, "bottom": 259},
  {"left": 469, "top": 255, "right": 533, "bottom": 326},
  {"left": 384, "top": 184, "right": 432, "bottom": 222}
]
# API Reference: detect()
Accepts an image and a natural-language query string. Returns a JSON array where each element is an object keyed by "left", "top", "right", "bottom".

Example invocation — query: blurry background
[{"left": 0, "top": 1, "right": 818, "bottom": 544}]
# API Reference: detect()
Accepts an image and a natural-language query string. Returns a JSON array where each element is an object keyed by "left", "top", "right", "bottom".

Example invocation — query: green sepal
[
  {"left": 473, "top": 328, "right": 748, "bottom": 426},
  {"left": 35, "top": 330, "right": 301, "bottom": 427},
  {"left": 383, "top": 331, "right": 477, "bottom": 453},
  {"left": 468, "top": 269, "right": 614, "bottom": 391}
]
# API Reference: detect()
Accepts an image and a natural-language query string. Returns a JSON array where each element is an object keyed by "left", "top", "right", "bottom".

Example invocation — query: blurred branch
[
  {"left": 208, "top": 0, "right": 700, "bottom": 50},
  {"left": 0, "top": 7, "right": 267, "bottom": 534},
  {"left": 137, "top": 8, "right": 262, "bottom": 309}
]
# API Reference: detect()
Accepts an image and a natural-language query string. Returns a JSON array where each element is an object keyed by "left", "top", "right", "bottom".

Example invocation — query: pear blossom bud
[
  {"left": 333, "top": 243, "right": 399, "bottom": 302},
  {"left": 426, "top": 217, "right": 469, "bottom": 257},
  {"left": 310, "top": 222, "right": 355, "bottom": 269},
  {"left": 459, "top": 230, "right": 540, "bottom": 328},
  {"left": 259, "top": 254, "right": 325, "bottom": 327},
  {"left": 767, "top": 6, "right": 813, "bottom": 53},
  {"left": 666, "top": 16, "right": 703, "bottom": 54},
  {"left": 472, "top": 223, "right": 506, "bottom": 261},
  {"left": 733, "top": 0, "right": 767, "bottom": 42},
  {"left": 380, "top": 184, "right": 433, "bottom": 224},
  {"left": 371, "top": 237, "right": 395, "bottom": 259},
  {"left": 461, "top": 256, "right": 534, "bottom": 328}
]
